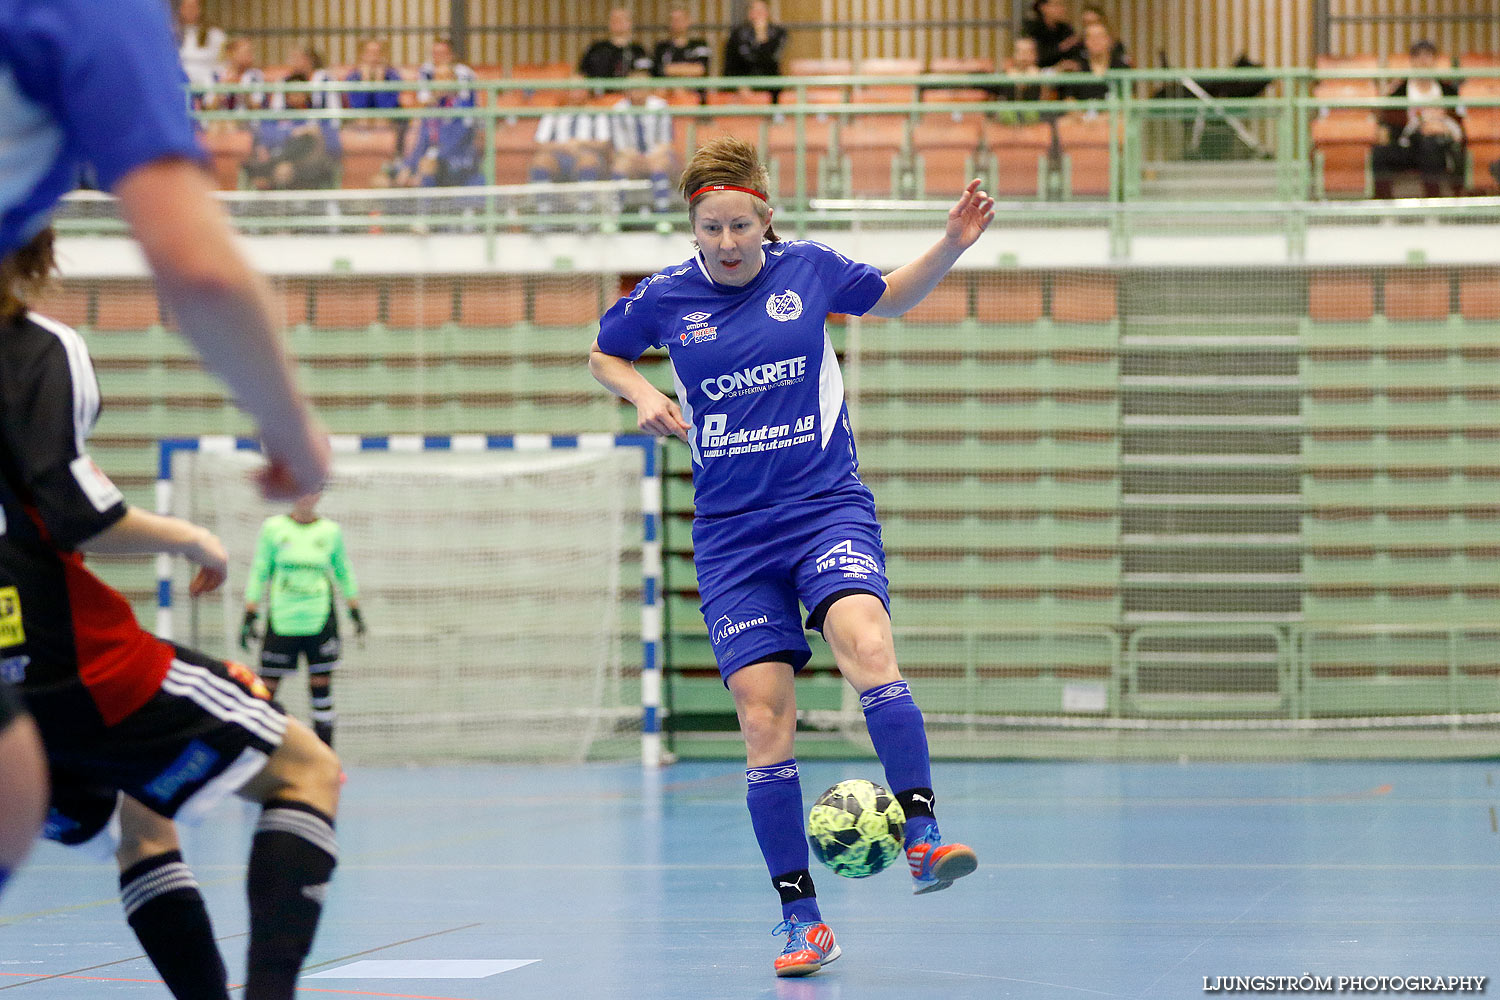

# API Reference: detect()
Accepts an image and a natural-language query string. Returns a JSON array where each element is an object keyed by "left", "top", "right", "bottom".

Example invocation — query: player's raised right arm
[
  {"left": 112, "top": 159, "right": 330, "bottom": 499},
  {"left": 588, "top": 340, "right": 690, "bottom": 441}
]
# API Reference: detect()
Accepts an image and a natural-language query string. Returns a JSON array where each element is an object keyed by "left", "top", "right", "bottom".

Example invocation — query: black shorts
[
  {"left": 260, "top": 614, "right": 341, "bottom": 677},
  {"left": 37, "top": 643, "right": 286, "bottom": 846},
  {"left": 0, "top": 681, "right": 24, "bottom": 731}
]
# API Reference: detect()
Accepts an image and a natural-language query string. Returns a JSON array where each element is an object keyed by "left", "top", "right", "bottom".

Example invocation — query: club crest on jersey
[{"left": 765, "top": 289, "right": 803, "bottom": 322}]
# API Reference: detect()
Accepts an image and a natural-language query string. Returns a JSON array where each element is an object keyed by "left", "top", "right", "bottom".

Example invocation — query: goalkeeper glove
[
  {"left": 239, "top": 610, "right": 259, "bottom": 651},
  {"left": 349, "top": 606, "right": 367, "bottom": 648}
]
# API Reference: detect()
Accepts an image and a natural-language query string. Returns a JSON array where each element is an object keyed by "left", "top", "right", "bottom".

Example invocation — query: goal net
[{"left": 162, "top": 438, "right": 648, "bottom": 765}]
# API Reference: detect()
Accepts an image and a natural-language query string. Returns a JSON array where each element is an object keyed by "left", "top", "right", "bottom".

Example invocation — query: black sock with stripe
[
  {"left": 120, "top": 850, "right": 229, "bottom": 1000},
  {"left": 245, "top": 800, "right": 337, "bottom": 1000}
]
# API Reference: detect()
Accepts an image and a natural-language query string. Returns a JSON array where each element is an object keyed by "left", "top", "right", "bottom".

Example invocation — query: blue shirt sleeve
[
  {"left": 801, "top": 241, "right": 887, "bottom": 316},
  {"left": 596, "top": 277, "right": 665, "bottom": 360},
  {"left": 54, "top": 0, "right": 205, "bottom": 191}
]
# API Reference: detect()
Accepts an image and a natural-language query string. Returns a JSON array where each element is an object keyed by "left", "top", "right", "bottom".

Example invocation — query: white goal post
[{"left": 157, "top": 433, "right": 663, "bottom": 767}]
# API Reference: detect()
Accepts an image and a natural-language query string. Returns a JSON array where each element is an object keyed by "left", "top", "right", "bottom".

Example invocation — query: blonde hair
[
  {"left": 679, "top": 135, "right": 779, "bottom": 242},
  {"left": 1, "top": 227, "right": 56, "bottom": 323}
]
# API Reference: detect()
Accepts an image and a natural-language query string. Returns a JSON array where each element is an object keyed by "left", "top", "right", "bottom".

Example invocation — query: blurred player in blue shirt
[
  {"left": 1, "top": 3, "right": 334, "bottom": 996},
  {"left": 591, "top": 135, "right": 994, "bottom": 978}
]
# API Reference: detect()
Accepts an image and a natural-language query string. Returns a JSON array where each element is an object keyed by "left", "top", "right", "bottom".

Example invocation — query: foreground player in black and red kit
[{"left": 0, "top": 228, "right": 341, "bottom": 1000}]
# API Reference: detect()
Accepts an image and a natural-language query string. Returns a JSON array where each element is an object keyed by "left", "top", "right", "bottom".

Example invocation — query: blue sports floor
[{"left": 2, "top": 761, "right": 1497, "bottom": 999}]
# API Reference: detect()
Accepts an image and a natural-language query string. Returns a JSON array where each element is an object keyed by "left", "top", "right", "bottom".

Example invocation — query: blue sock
[
  {"left": 861, "top": 680, "right": 938, "bottom": 845},
  {"left": 747, "top": 759, "right": 820, "bottom": 924},
  {"left": 650, "top": 169, "right": 671, "bottom": 211}
]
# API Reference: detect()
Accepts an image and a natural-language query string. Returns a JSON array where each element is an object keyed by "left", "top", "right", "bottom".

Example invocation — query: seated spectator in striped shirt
[
  {"left": 529, "top": 105, "right": 615, "bottom": 218},
  {"left": 245, "top": 75, "right": 341, "bottom": 190},
  {"left": 382, "top": 65, "right": 481, "bottom": 188},
  {"left": 609, "top": 74, "right": 679, "bottom": 213},
  {"left": 580, "top": 7, "right": 653, "bottom": 80},
  {"left": 654, "top": 7, "right": 712, "bottom": 79},
  {"left": 417, "top": 37, "right": 477, "bottom": 108},
  {"left": 206, "top": 36, "right": 266, "bottom": 117},
  {"left": 344, "top": 38, "right": 403, "bottom": 117}
]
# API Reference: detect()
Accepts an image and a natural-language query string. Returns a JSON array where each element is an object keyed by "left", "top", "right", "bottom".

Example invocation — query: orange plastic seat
[
  {"left": 768, "top": 117, "right": 835, "bottom": 198},
  {"left": 312, "top": 280, "right": 381, "bottom": 329},
  {"left": 1458, "top": 269, "right": 1500, "bottom": 321},
  {"left": 532, "top": 275, "right": 602, "bottom": 327},
  {"left": 386, "top": 278, "right": 456, "bottom": 328},
  {"left": 840, "top": 115, "right": 907, "bottom": 196},
  {"left": 1384, "top": 269, "right": 1450, "bottom": 321},
  {"left": 706, "top": 88, "right": 773, "bottom": 106},
  {"left": 1308, "top": 272, "right": 1375, "bottom": 322},
  {"left": 456, "top": 276, "right": 525, "bottom": 328},
  {"left": 1309, "top": 111, "right": 1379, "bottom": 196},
  {"left": 912, "top": 116, "right": 982, "bottom": 196},
  {"left": 976, "top": 273, "right": 1044, "bottom": 324},
  {"left": 340, "top": 127, "right": 398, "bottom": 189},
  {"left": 1054, "top": 114, "right": 1111, "bottom": 197},
  {"left": 1052, "top": 273, "right": 1117, "bottom": 323},
  {"left": 94, "top": 281, "right": 161, "bottom": 330},
  {"left": 984, "top": 120, "right": 1052, "bottom": 198},
  {"left": 786, "top": 58, "right": 853, "bottom": 77},
  {"left": 858, "top": 58, "right": 923, "bottom": 77},
  {"left": 928, "top": 57, "right": 996, "bottom": 75}
]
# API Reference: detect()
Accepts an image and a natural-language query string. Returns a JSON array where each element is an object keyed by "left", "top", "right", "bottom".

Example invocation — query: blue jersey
[
  {"left": 598, "top": 240, "right": 887, "bottom": 517},
  {"left": 0, "top": 0, "right": 204, "bottom": 255}
]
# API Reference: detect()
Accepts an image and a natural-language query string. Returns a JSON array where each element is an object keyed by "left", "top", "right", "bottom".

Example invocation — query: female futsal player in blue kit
[{"left": 589, "top": 136, "right": 995, "bottom": 977}]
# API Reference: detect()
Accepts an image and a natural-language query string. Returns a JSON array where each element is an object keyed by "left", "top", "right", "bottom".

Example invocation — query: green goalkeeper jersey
[{"left": 244, "top": 515, "right": 359, "bottom": 636}]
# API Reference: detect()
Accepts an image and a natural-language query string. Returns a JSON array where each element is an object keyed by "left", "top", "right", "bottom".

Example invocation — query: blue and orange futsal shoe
[
  {"left": 906, "top": 829, "right": 978, "bottom": 895},
  {"left": 772, "top": 917, "right": 841, "bottom": 977}
]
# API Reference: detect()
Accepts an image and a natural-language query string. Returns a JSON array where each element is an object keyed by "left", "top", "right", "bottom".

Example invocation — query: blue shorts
[{"left": 692, "top": 486, "right": 891, "bottom": 682}]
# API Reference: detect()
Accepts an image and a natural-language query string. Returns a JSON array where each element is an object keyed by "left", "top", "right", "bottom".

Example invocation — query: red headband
[{"left": 689, "top": 183, "right": 769, "bottom": 204}]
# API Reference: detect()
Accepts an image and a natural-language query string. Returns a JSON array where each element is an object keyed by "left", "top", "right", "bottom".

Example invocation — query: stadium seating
[
  {"left": 767, "top": 116, "right": 836, "bottom": 198},
  {"left": 340, "top": 127, "right": 399, "bottom": 189},
  {"left": 1309, "top": 79, "right": 1381, "bottom": 197},
  {"left": 982, "top": 120, "right": 1052, "bottom": 198},
  {"left": 1459, "top": 78, "right": 1500, "bottom": 192},
  {"left": 839, "top": 114, "right": 908, "bottom": 196},
  {"left": 1054, "top": 114, "right": 1112, "bottom": 198},
  {"left": 912, "top": 115, "right": 983, "bottom": 196}
]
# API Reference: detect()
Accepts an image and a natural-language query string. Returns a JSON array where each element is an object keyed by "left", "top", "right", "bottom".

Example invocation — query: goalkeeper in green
[{"left": 241, "top": 493, "right": 363, "bottom": 746}]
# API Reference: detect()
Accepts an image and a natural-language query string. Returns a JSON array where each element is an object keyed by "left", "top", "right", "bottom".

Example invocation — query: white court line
[{"left": 305, "top": 959, "right": 540, "bottom": 979}]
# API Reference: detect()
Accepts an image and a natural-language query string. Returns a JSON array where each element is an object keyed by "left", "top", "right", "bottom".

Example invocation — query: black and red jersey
[{"left": 0, "top": 309, "right": 174, "bottom": 729}]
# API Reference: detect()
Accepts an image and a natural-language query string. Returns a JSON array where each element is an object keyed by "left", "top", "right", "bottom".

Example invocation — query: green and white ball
[{"left": 807, "top": 779, "right": 907, "bottom": 878}]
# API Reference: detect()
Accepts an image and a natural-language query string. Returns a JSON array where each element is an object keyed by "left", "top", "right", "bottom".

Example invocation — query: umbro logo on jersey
[
  {"left": 683, "top": 311, "right": 712, "bottom": 323},
  {"left": 765, "top": 289, "right": 803, "bottom": 322}
]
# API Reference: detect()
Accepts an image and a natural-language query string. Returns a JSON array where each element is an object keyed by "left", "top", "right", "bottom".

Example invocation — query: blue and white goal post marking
[{"left": 156, "top": 432, "right": 667, "bottom": 768}]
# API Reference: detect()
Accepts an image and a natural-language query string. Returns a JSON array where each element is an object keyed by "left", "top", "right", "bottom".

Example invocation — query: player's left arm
[
  {"left": 866, "top": 179, "right": 995, "bottom": 318},
  {"left": 328, "top": 524, "right": 359, "bottom": 606}
]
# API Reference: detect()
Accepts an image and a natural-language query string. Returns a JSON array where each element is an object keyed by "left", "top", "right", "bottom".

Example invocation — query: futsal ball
[{"left": 807, "top": 779, "right": 906, "bottom": 878}]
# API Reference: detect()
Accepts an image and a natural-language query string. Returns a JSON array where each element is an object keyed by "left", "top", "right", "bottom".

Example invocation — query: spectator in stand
[
  {"left": 418, "top": 37, "right": 477, "bottom": 108},
  {"left": 384, "top": 64, "right": 481, "bottom": 188},
  {"left": 993, "top": 35, "right": 1047, "bottom": 105},
  {"left": 654, "top": 7, "right": 712, "bottom": 79},
  {"left": 610, "top": 69, "right": 681, "bottom": 213},
  {"left": 580, "top": 8, "right": 653, "bottom": 81},
  {"left": 1021, "top": 0, "right": 1080, "bottom": 70},
  {"left": 1058, "top": 6, "right": 1130, "bottom": 71},
  {"left": 1060, "top": 21, "right": 1130, "bottom": 102},
  {"left": 245, "top": 75, "right": 341, "bottom": 191},
  {"left": 275, "top": 46, "right": 338, "bottom": 111},
  {"left": 175, "top": 0, "right": 226, "bottom": 97},
  {"left": 345, "top": 38, "right": 404, "bottom": 119},
  {"left": 528, "top": 105, "right": 614, "bottom": 221},
  {"left": 723, "top": 0, "right": 788, "bottom": 84},
  {"left": 207, "top": 37, "right": 267, "bottom": 115},
  {"left": 1373, "top": 39, "right": 1465, "bottom": 198}
]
